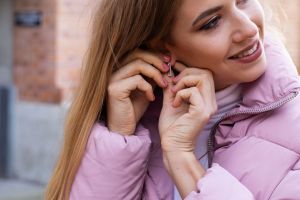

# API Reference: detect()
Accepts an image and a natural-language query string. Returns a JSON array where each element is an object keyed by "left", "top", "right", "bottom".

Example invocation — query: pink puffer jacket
[{"left": 70, "top": 35, "right": 300, "bottom": 200}]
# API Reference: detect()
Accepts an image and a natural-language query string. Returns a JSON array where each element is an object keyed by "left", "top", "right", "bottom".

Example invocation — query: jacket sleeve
[
  {"left": 70, "top": 122, "right": 152, "bottom": 200},
  {"left": 185, "top": 164, "right": 254, "bottom": 200}
]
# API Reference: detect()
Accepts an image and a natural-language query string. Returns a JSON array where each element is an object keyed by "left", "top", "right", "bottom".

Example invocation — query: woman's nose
[{"left": 232, "top": 12, "right": 258, "bottom": 43}]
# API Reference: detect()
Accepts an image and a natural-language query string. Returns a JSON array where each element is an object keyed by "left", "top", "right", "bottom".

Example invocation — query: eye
[
  {"left": 236, "top": 0, "right": 249, "bottom": 6},
  {"left": 199, "top": 16, "right": 221, "bottom": 31}
]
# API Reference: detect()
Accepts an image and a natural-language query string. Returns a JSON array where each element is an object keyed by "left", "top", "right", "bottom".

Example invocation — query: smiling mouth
[{"left": 229, "top": 41, "right": 259, "bottom": 60}]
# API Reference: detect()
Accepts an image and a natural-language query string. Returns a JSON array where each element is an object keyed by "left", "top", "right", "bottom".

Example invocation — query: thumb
[{"left": 162, "top": 74, "right": 175, "bottom": 106}]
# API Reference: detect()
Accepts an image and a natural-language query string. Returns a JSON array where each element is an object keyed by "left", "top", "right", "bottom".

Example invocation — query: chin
[{"left": 243, "top": 55, "right": 267, "bottom": 83}]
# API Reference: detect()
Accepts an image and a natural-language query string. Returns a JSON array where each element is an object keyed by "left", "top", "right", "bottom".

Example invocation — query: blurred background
[{"left": 0, "top": 0, "right": 299, "bottom": 199}]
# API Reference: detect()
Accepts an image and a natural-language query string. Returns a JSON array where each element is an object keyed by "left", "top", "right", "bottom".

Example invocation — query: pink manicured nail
[
  {"left": 163, "top": 63, "right": 170, "bottom": 71},
  {"left": 152, "top": 94, "right": 156, "bottom": 101},
  {"left": 173, "top": 76, "right": 178, "bottom": 82},
  {"left": 171, "top": 87, "right": 177, "bottom": 93},
  {"left": 171, "top": 76, "right": 176, "bottom": 82}
]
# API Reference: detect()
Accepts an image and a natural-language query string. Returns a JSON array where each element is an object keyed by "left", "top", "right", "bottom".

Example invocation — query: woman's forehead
[
  {"left": 179, "top": 0, "right": 223, "bottom": 11},
  {"left": 176, "top": 0, "right": 225, "bottom": 23}
]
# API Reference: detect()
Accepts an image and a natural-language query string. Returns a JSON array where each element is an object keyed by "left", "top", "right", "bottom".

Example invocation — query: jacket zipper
[{"left": 207, "top": 90, "right": 299, "bottom": 167}]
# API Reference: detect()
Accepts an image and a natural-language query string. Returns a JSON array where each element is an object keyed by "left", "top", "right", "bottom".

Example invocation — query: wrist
[
  {"left": 107, "top": 122, "right": 136, "bottom": 136},
  {"left": 162, "top": 151, "right": 205, "bottom": 197},
  {"left": 163, "top": 151, "right": 205, "bottom": 177},
  {"left": 161, "top": 136, "right": 195, "bottom": 153}
]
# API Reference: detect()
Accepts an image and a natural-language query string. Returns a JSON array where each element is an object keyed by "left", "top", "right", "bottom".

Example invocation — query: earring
[{"left": 168, "top": 62, "right": 174, "bottom": 77}]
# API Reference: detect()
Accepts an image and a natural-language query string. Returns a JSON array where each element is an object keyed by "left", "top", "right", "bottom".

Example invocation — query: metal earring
[{"left": 168, "top": 62, "right": 174, "bottom": 77}]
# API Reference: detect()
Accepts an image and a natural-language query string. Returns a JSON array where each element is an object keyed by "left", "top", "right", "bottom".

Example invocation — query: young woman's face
[{"left": 167, "top": 0, "right": 267, "bottom": 90}]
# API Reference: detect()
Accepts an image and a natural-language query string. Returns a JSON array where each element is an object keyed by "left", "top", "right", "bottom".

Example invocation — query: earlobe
[
  {"left": 149, "top": 39, "right": 178, "bottom": 66},
  {"left": 164, "top": 42, "right": 178, "bottom": 63}
]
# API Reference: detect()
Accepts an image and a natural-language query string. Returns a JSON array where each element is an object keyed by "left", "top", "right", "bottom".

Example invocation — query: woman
[{"left": 46, "top": 0, "right": 300, "bottom": 199}]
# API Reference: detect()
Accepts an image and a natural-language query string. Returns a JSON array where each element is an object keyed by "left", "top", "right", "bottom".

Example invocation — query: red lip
[{"left": 228, "top": 41, "right": 262, "bottom": 64}]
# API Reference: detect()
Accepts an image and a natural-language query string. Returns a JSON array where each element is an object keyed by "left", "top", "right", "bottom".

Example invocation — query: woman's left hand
[{"left": 159, "top": 62, "right": 217, "bottom": 153}]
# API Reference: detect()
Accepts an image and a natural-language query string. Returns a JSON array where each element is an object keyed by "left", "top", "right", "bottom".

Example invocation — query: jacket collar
[{"left": 239, "top": 35, "right": 300, "bottom": 110}]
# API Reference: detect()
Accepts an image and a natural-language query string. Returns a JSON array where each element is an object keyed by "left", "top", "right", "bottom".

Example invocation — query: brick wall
[
  {"left": 13, "top": 0, "right": 93, "bottom": 103},
  {"left": 14, "top": 0, "right": 59, "bottom": 103}
]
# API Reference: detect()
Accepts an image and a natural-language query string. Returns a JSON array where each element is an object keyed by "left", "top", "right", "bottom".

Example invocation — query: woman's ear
[
  {"left": 148, "top": 39, "right": 177, "bottom": 63},
  {"left": 148, "top": 39, "right": 167, "bottom": 53},
  {"left": 164, "top": 42, "right": 178, "bottom": 63}
]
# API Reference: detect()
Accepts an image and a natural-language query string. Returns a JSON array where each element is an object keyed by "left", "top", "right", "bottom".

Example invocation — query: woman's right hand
[{"left": 106, "top": 49, "right": 170, "bottom": 135}]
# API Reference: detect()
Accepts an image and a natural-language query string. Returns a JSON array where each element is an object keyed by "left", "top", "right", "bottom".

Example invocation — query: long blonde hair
[
  {"left": 45, "top": 1, "right": 284, "bottom": 199},
  {"left": 45, "top": 0, "right": 181, "bottom": 199}
]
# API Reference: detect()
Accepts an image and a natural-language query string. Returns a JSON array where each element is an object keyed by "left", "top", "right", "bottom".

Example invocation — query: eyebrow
[{"left": 192, "top": 6, "right": 223, "bottom": 27}]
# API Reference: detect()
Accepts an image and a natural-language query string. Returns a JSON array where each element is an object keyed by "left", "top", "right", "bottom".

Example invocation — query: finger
[
  {"left": 177, "top": 73, "right": 216, "bottom": 112},
  {"left": 108, "top": 75, "right": 155, "bottom": 101},
  {"left": 172, "top": 75, "right": 203, "bottom": 93},
  {"left": 173, "top": 68, "right": 201, "bottom": 83},
  {"left": 199, "top": 79, "right": 217, "bottom": 113},
  {"left": 173, "top": 61, "right": 187, "bottom": 73},
  {"left": 172, "top": 70, "right": 216, "bottom": 107},
  {"left": 173, "top": 67, "right": 212, "bottom": 83},
  {"left": 162, "top": 74, "right": 176, "bottom": 106},
  {"left": 188, "top": 72, "right": 216, "bottom": 108},
  {"left": 111, "top": 59, "right": 168, "bottom": 88},
  {"left": 121, "top": 49, "right": 169, "bottom": 73},
  {"left": 173, "top": 87, "right": 204, "bottom": 108}
]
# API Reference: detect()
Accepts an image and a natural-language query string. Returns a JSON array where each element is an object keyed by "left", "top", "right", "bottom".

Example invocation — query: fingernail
[
  {"left": 172, "top": 76, "right": 176, "bottom": 81},
  {"left": 163, "top": 63, "right": 169, "bottom": 71},
  {"left": 173, "top": 76, "right": 178, "bottom": 82},
  {"left": 171, "top": 87, "right": 176, "bottom": 93},
  {"left": 152, "top": 94, "right": 156, "bottom": 101}
]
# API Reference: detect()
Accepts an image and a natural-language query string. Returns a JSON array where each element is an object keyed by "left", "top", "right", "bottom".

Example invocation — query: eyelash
[
  {"left": 199, "top": 0, "right": 249, "bottom": 31},
  {"left": 237, "top": 0, "right": 249, "bottom": 6},
  {"left": 199, "top": 16, "right": 221, "bottom": 31}
]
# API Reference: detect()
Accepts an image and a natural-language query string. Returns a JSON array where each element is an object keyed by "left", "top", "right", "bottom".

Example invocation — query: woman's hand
[
  {"left": 106, "top": 49, "right": 170, "bottom": 135},
  {"left": 159, "top": 62, "right": 217, "bottom": 152}
]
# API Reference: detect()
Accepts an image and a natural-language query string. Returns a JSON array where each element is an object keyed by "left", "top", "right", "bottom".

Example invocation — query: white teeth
[{"left": 236, "top": 43, "right": 258, "bottom": 59}]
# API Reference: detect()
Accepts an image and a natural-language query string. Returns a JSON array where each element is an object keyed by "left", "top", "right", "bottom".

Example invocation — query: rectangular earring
[{"left": 168, "top": 62, "right": 174, "bottom": 77}]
